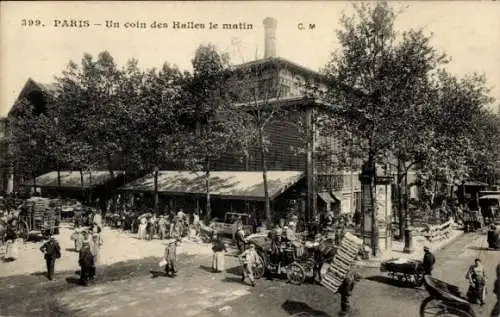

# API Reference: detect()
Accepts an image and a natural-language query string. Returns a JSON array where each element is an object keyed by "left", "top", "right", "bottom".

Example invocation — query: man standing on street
[
  {"left": 78, "top": 235, "right": 94, "bottom": 286},
  {"left": 164, "top": 239, "right": 178, "bottom": 277},
  {"left": 338, "top": 269, "right": 362, "bottom": 316},
  {"left": 239, "top": 242, "right": 260, "bottom": 287},
  {"left": 422, "top": 246, "right": 436, "bottom": 276},
  {"left": 40, "top": 235, "right": 61, "bottom": 280}
]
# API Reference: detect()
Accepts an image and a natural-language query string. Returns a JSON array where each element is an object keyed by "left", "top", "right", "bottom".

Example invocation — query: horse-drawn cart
[
  {"left": 248, "top": 235, "right": 314, "bottom": 285},
  {"left": 380, "top": 258, "right": 425, "bottom": 287},
  {"left": 247, "top": 233, "right": 340, "bottom": 285}
]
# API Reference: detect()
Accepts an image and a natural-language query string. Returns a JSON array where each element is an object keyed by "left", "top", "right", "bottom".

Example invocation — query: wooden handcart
[{"left": 380, "top": 258, "right": 425, "bottom": 287}]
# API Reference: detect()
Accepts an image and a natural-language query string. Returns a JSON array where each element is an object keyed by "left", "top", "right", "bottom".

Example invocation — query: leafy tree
[
  {"left": 322, "top": 2, "right": 451, "bottom": 253},
  {"left": 177, "top": 44, "right": 233, "bottom": 217},
  {"left": 323, "top": 2, "right": 406, "bottom": 255},
  {"left": 417, "top": 71, "right": 496, "bottom": 204},
  {"left": 53, "top": 51, "right": 125, "bottom": 178},
  {"left": 226, "top": 62, "right": 292, "bottom": 227}
]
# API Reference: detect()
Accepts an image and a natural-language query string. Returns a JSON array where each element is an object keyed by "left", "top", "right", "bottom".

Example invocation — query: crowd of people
[{"left": 2, "top": 192, "right": 499, "bottom": 317}]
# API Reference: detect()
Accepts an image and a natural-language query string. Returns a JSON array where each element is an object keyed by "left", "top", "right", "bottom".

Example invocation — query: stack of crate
[{"left": 320, "top": 232, "right": 363, "bottom": 293}]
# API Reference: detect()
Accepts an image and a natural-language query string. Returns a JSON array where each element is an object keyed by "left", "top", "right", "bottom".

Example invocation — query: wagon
[
  {"left": 19, "top": 197, "right": 61, "bottom": 238},
  {"left": 380, "top": 257, "right": 425, "bottom": 287},
  {"left": 248, "top": 234, "right": 335, "bottom": 285},
  {"left": 420, "top": 275, "right": 476, "bottom": 317}
]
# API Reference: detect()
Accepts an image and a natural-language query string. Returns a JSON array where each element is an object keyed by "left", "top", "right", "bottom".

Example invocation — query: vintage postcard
[{"left": 1, "top": 1, "right": 499, "bottom": 317}]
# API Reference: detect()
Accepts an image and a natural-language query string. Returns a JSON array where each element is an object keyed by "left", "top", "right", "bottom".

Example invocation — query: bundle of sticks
[{"left": 320, "top": 232, "right": 363, "bottom": 293}]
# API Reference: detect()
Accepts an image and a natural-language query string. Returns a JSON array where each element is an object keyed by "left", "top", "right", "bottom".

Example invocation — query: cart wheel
[
  {"left": 319, "top": 262, "right": 330, "bottom": 282},
  {"left": 253, "top": 254, "right": 265, "bottom": 280},
  {"left": 303, "top": 258, "right": 315, "bottom": 275},
  {"left": 415, "top": 273, "right": 424, "bottom": 287},
  {"left": 287, "top": 262, "right": 306, "bottom": 285},
  {"left": 419, "top": 297, "right": 473, "bottom": 317},
  {"left": 17, "top": 220, "right": 29, "bottom": 241}
]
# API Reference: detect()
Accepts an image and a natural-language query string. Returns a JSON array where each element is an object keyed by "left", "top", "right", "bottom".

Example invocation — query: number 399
[{"left": 21, "top": 19, "right": 43, "bottom": 27}]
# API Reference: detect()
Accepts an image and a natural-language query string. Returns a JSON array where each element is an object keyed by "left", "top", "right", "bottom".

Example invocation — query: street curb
[{"left": 357, "top": 230, "right": 465, "bottom": 269}]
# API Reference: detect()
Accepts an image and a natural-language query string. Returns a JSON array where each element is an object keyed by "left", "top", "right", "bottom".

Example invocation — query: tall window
[{"left": 280, "top": 84, "right": 291, "bottom": 97}]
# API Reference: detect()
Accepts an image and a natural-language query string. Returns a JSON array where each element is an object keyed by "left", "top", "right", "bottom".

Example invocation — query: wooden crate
[{"left": 320, "top": 232, "right": 363, "bottom": 293}]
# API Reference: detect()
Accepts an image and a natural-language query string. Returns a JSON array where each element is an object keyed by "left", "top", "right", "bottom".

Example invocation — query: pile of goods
[{"left": 320, "top": 232, "right": 363, "bottom": 293}]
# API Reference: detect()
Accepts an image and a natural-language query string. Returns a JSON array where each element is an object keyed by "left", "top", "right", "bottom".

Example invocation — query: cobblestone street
[{"left": 1, "top": 230, "right": 498, "bottom": 317}]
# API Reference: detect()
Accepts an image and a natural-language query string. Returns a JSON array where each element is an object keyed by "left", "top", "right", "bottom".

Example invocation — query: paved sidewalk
[{"left": 359, "top": 229, "right": 465, "bottom": 268}]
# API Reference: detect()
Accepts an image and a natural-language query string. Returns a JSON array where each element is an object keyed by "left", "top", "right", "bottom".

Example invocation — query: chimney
[{"left": 263, "top": 17, "right": 277, "bottom": 58}]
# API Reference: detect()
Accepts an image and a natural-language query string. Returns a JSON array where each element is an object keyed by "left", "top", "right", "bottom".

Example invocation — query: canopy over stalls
[
  {"left": 479, "top": 194, "right": 500, "bottom": 201},
  {"left": 21, "top": 171, "right": 125, "bottom": 189},
  {"left": 119, "top": 170, "right": 304, "bottom": 201}
]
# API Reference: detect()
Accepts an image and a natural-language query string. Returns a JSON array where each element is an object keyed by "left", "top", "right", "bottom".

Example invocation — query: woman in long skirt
[{"left": 211, "top": 234, "right": 227, "bottom": 273}]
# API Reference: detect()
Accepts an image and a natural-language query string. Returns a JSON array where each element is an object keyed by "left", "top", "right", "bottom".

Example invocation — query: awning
[
  {"left": 317, "top": 192, "right": 339, "bottom": 204},
  {"left": 119, "top": 170, "right": 304, "bottom": 201},
  {"left": 462, "top": 181, "right": 488, "bottom": 186},
  {"left": 331, "top": 191, "right": 343, "bottom": 201},
  {"left": 479, "top": 195, "right": 500, "bottom": 201},
  {"left": 22, "top": 171, "right": 125, "bottom": 189}
]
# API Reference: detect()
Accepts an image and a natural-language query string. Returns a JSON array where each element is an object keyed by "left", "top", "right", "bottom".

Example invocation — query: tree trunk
[
  {"left": 57, "top": 167, "right": 61, "bottom": 187},
  {"left": 403, "top": 172, "right": 409, "bottom": 230},
  {"left": 80, "top": 169, "right": 84, "bottom": 203},
  {"left": 205, "top": 157, "right": 211, "bottom": 218},
  {"left": 89, "top": 171, "right": 92, "bottom": 206},
  {"left": 396, "top": 159, "right": 404, "bottom": 240},
  {"left": 154, "top": 168, "right": 159, "bottom": 213},
  {"left": 259, "top": 128, "right": 271, "bottom": 227},
  {"left": 244, "top": 151, "right": 250, "bottom": 214},
  {"left": 368, "top": 156, "right": 379, "bottom": 257}
]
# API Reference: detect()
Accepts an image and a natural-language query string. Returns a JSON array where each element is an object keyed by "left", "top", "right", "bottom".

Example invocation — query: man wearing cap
[
  {"left": 238, "top": 242, "right": 260, "bottom": 287},
  {"left": 164, "top": 239, "right": 178, "bottom": 277},
  {"left": 40, "top": 235, "right": 61, "bottom": 280},
  {"left": 422, "top": 246, "right": 436, "bottom": 276},
  {"left": 338, "top": 268, "right": 362, "bottom": 316}
]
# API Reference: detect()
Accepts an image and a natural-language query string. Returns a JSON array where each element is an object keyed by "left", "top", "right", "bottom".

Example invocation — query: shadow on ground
[
  {"left": 0, "top": 254, "right": 198, "bottom": 317},
  {"left": 365, "top": 275, "right": 422, "bottom": 288},
  {"left": 226, "top": 265, "right": 242, "bottom": 276},
  {"left": 222, "top": 276, "right": 245, "bottom": 284},
  {"left": 282, "top": 300, "right": 331, "bottom": 317},
  {"left": 199, "top": 264, "right": 213, "bottom": 273}
]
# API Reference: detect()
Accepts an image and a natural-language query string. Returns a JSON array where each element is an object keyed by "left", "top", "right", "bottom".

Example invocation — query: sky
[{"left": 1, "top": 1, "right": 499, "bottom": 116}]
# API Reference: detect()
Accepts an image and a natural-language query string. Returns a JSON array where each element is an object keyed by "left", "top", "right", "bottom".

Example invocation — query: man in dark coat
[
  {"left": 338, "top": 270, "right": 362, "bottom": 316},
  {"left": 40, "top": 236, "right": 61, "bottom": 280},
  {"left": 78, "top": 238, "right": 94, "bottom": 286},
  {"left": 422, "top": 246, "right": 436, "bottom": 276},
  {"left": 488, "top": 225, "right": 499, "bottom": 249}
]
